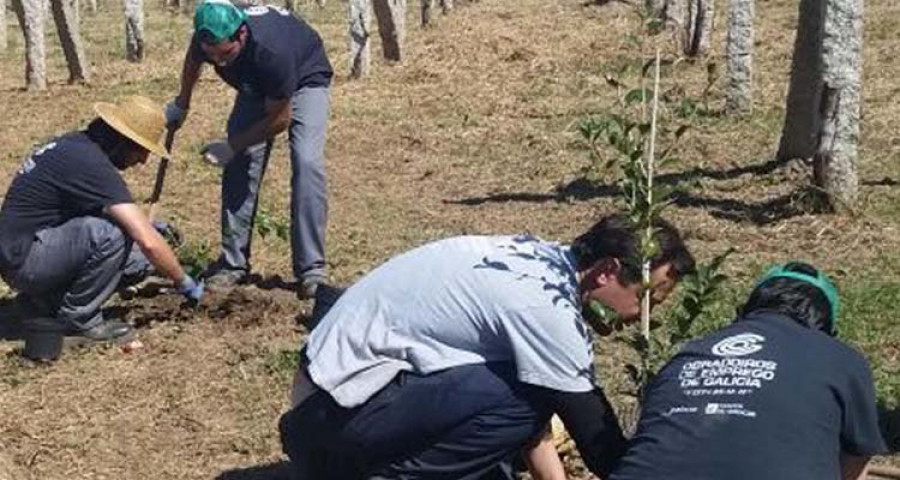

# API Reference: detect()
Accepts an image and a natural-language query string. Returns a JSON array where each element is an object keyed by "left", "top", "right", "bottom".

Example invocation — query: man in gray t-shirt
[{"left": 280, "top": 214, "right": 695, "bottom": 480}]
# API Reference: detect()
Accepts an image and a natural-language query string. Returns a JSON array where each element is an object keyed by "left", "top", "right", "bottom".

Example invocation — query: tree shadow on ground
[
  {"left": 879, "top": 403, "right": 900, "bottom": 453},
  {"left": 215, "top": 460, "right": 294, "bottom": 480},
  {"left": 446, "top": 157, "right": 831, "bottom": 226}
]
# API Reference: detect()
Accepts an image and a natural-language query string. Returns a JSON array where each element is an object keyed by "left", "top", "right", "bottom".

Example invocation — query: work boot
[
  {"left": 201, "top": 261, "right": 247, "bottom": 292},
  {"left": 74, "top": 319, "right": 134, "bottom": 342},
  {"left": 297, "top": 276, "right": 325, "bottom": 301}
]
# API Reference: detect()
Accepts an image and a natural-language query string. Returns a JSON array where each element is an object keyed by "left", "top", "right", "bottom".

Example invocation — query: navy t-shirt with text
[
  {"left": 0, "top": 132, "right": 133, "bottom": 271},
  {"left": 611, "top": 312, "right": 887, "bottom": 480},
  {"left": 190, "top": 5, "right": 333, "bottom": 99}
]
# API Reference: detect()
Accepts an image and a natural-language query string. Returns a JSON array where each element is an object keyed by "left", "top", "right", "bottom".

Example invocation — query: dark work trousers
[
  {"left": 280, "top": 363, "right": 552, "bottom": 480},
  {"left": 2, "top": 216, "right": 150, "bottom": 330}
]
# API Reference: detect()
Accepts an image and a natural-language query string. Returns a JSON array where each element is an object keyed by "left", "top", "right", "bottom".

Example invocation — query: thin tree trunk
[
  {"left": 372, "top": 0, "right": 405, "bottom": 62},
  {"left": 439, "top": 0, "right": 451, "bottom": 13},
  {"left": 124, "top": 0, "right": 143, "bottom": 61},
  {"left": 725, "top": 0, "right": 753, "bottom": 113},
  {"left": 686, "top": 0, "right": 713, "bottom": 56},
  {"left": 421, "top": 0, "right": 433, "bottom": 26},
  {"left": 316, "top": 0, "right": 325, "bottom": 6},
  {"left": 777, "top": 0, "right": 825, "bottom": 160},
  {"left": 87, "top": 0, "right": 97, "bottom": 15},
  {"left": 1, "top": 0, "right": 8, "bottom": 52},
  {"left": 813, "top": 0, "right": 863, "bottom": 211},
  {"left": 348, "top": 0, "right": 371, "bottom": 78},
  {"left": 12, "top": 0, "right": 47, "bottom": 89},
  {"left": 50, "top": 0, "right": 90, "bottom": 83}
]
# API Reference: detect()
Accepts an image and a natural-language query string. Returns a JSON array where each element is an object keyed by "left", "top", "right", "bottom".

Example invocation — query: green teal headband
[
  {"left": 757, "top": 263, "right": 840, "bottom": 329},
  {"left": 194, "top": 0, "right": 248, "bottom": 44}
]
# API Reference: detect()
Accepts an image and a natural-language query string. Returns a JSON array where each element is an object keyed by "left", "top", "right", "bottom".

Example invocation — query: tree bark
[
  {"left": 50, "top": 0, "right": 90, "bottom": 83},
  {"left": 725, "top": 0, "right": 753, "bottom": 113},
  {"left": 12, "top": 0, "right": 47, "bottom": 89},
  {"left": 813, "top": 0, "right": 863, "bottom": 211},
  {"left": 348, "top": 0, "right": 371, "bottom": 78},
  {"left": 778, "top": 0, "right": 825, "bottom": 160},
  {"left": 421, "top": 0, "right": 433, "bottom": 26},
  {"left": 373, "top": 0, "right": 405, "bottom": 62},
  {"left": 1, "top": 0, "right": 8, "bottom": 52},
  {"left": 124, "top": 0, "right": 143, "bottom": 61},
  {"left": 779, "top": 0, "right": 863, "bottom": 211}
]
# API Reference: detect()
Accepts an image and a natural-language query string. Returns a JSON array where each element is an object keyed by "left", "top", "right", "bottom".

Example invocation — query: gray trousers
[
  {"left": 221, "top": 86, "right": 329, "bottom": 282},
  {"left": 3, "top": 216, "right": 150, "bottom": 330}
]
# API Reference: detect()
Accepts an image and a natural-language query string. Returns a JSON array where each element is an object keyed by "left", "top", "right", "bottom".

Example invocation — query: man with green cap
[
  {"left": 0, "top": 96, "right": 205, "bottom": 357},
  {"left": 165, "top": 0, "right": 333, "bottom": 299},
  {"left": 610, "top": 262, "right": 887, "bottom": 480}
]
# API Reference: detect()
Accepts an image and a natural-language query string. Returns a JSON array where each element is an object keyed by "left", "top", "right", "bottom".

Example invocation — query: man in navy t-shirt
[
  {"left": 611, "top": 262, "right": 887, "bottom": 480},
  {"left": 165, "top": 0, "right": 333, "bottom": 299},
  {"left": 0, "top": 96, "right": 204, "bottom": 352}
]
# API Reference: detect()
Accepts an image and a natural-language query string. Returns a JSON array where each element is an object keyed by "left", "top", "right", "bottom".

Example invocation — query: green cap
[
  {"left": 194, "top": 0, "right": 248, "bottom": 44},
  {"left": 757, "top": 263, "right": 840, "bottom": 330}
]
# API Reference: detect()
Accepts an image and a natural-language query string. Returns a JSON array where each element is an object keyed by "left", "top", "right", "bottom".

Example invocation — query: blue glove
[{"left": 178, "top": 275, "right": 205, "bottom": 306}]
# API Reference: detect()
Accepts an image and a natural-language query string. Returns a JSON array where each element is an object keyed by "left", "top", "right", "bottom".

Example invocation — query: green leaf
[{"left": 625, "top": 88, "right": 653, "bottom": 106}]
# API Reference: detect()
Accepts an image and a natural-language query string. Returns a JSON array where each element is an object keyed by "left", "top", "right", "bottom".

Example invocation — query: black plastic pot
[{"left": 22, "top": 317, "right": 66, "bottom": 362}]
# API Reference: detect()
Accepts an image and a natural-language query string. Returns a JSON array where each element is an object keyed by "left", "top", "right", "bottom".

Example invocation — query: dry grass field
[{"left": 0, "top": 0, "right": 898, "bottom": 478}]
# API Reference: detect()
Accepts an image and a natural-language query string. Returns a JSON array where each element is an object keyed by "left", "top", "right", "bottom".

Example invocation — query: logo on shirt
[{"left": 711, "top": 333, "right": 765, "bottom": 357}]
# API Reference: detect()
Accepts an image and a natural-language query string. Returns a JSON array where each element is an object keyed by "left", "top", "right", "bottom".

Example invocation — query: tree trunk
[
  {"left": 439, "top": 0, "right": 451, "bottom": 13},
  {"left": 665, "top": 0, "right": 713, "bottom": 57},
  {"left": 725, "top": 0, "right": 753, "bottom": 113},
  {"left": 777, "top": 0, "right": 825, "bottom": 160},
  {"left": 12, "top": 0, "right": 47, "bottom": 89},
  {"left": 124, "top": 0, "right": 143, "bottom": 61},
  {"left": 1, "top": 0, "right": 8, "bottom": 52},
  {"left": 421, "top": 0, "right": 433, "bottom": 27},
  {"left": 50, "top": 0, "right": 89, "bottom": 83},
  {"left": 348, "top": 0, "right": 371, "bottom": 78},
  {"left": 372, "top": 0, "right": 405, "bottom": 62},
  {"left": 813, "top": 0, "right": 863, "bottom": 211},
  {"left": 316, "top": 0, "right": 325, "bottom": 6},
  {"left": 778, "top": 0, "right": 863, "bottom": 211},
  {"left": 87, "top": 0, "right": 98, "bottom": 15}
]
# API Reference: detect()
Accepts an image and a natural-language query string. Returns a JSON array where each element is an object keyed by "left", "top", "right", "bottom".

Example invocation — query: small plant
[
  {"left": 578, "top": 50, "right": 732, "bottom": 422},
  {"left": 177, "top": 239, "right": 213, "bottom": 278},
  {"left": 263, "top": 349, "right": 300, "bottom": 381},
  {"left": 255, "top": 206, "right": 290, "bottom": 242}
]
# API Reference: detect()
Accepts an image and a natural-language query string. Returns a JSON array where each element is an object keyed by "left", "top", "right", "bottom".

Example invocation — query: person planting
[
  {"left": 280, "top": 213, "right": 696, "bottom": 479},
  {"left": 0, "top": 96, "right": 204, "bottom": 359},
  {"left": 610, "top": 262, "right": 887, "bottom": 480},
  {"left": 165, "top": 0, "right": 333, "bottom": 299}
]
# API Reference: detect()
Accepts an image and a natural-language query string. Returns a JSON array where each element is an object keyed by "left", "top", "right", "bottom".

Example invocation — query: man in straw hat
[
  {"left": 165, "top": 0, "right": 333, "bottom": 300},
  {"left": 0, "top": 96, "right": 205, "bottom": 351},
  {"left": 610, "top": 262, "right": 887, "bottom": 480}
]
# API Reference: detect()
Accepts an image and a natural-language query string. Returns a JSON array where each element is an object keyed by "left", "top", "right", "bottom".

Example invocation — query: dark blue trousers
[{"left": 279, "top": 363, "right": 551, "bottom": 480}]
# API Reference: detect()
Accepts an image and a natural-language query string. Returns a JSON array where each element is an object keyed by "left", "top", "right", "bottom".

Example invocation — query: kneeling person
[
  {"left": 611, "top": 262, "right": 888, "bottom": 480},
  {"left": 280, "top": 214, "right": 695, "bottom": 479},
  {"left": 0, "top": 96, "right": 205, "bottom": 349}
]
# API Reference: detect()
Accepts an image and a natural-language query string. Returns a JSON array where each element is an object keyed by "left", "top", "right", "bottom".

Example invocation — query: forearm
[
  {"left": 228, "top": 98, "right": 291, "bottom": 153},
  {"left": 840, "top": 454, "right": 870, "bottom": 480},
  {"left": 175, "top": 53, "right": 203, "bottom": 110},
  {"left": 523, "top": 425, "right": 567, "bottom": 480},
  {"left": 549, "top": 388, "right": 626, "bottom": 478},
  {"left": 137, "top": 231, "right": 189, "bottom": 285}
]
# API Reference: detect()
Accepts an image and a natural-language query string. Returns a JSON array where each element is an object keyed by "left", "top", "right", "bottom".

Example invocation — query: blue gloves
[{"left": 178, "top": 275, "right": 205, "bottom": 306}]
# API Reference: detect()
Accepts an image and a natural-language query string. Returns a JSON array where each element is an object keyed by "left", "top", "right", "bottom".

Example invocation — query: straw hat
[{"left": 94, "top": 96, "right": 168, "bottom": 157}]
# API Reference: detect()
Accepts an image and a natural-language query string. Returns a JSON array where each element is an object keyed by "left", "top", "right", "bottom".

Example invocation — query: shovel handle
[{"left": 148, "top": 129, "right": 176, "bottom": 221}]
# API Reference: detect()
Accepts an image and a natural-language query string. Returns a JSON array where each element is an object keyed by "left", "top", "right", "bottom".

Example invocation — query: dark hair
[
  {"left": 197, "top": 23, "right": 244, "bottom": 46},
  {"left": 570, "top": 213, "right": 695, "bottom": 284},
  {"left": 739, "top": 262, "right": 835, "bottom": 335},
  {"left": 85, "top": 118, "right": 144, "bottom": 167}
]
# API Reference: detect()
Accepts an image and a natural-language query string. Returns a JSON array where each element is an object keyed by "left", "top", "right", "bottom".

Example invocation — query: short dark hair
[
  {"left": 570, "top": 213, "right": 695, "bottom": 284},
  {"left": 739, "top": 262, "right": 836, "bottom": 335}
]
